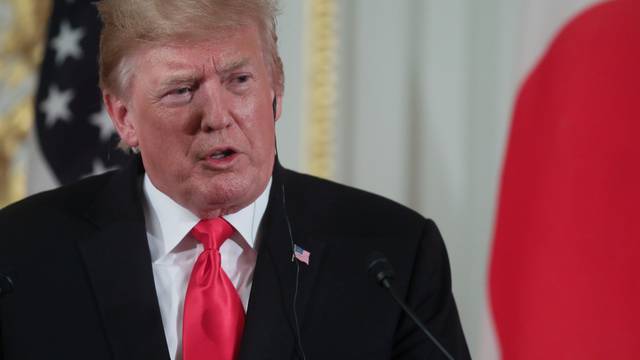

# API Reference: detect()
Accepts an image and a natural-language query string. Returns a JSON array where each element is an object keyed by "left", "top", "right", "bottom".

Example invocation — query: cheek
[
  {"left": 228, "top": 94, "right": 259, "bottom": 121},
  {"left": 178, "top": 108, "right": 204, "bottom": 136},
  {"left": 230, "top": 95, "right": 276, "bottom": 137},
  {"left": 158, "top": 105, "right": 201, "bottom": 130},
  {"left": 135, "top": 105, "right": 200, "bottom": 155},
  {"left": 241, "top": 114, "right": 276, "bottom": 154}
]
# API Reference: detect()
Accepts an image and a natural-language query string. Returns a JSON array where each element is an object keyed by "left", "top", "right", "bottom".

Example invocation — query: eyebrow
[
  {"left": 160, "top": 73, "right": 200, "bottom": 88},
  {"left": 214, "top": 58, "right": 251, "bottom": 76},
  {"left": 158, "top": 57, "right": 252, "bottom": 88}
]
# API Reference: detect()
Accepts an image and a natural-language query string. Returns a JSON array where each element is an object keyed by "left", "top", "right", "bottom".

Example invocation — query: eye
[
  {"left": 160, "top": 84, "right": 197, "bottom": 106},
  {"left": 234, "top": 75, "right": 251, "bottom": 84},
  {"left": 229, "top": 73, "right": 254, "bottom": 86},
  {"left": 169, "top": 86, "right": 193, "bottom": 96},
  {"left": 227, "top": 74, "right": 253, "bottom": 94}
]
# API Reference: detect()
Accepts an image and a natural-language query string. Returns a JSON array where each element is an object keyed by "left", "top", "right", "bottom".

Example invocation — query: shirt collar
[{"left": 142, "top": 174, "right": 272, "bottom": 261}]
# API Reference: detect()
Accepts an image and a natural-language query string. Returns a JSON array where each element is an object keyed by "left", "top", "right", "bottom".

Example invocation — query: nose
[{"left": 200, "top": 81, "right": 232, "bottom": 132}]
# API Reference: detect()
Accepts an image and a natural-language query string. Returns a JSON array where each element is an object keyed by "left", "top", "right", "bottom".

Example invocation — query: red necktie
[{"left": 182, "top": 218, "right": 244, "bottom": 360}]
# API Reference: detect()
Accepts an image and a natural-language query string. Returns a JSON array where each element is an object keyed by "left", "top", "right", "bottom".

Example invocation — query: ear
[
  {"left": 103, "top": 92, "right": 139, "bottom": 147},
  {"left": 273, "top": 93, "right": 283, "bottom": 122}
]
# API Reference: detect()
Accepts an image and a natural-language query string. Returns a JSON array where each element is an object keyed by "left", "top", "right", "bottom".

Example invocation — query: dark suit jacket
[{"left": 0, "top": 157, "right": 470, "bottom": 359}]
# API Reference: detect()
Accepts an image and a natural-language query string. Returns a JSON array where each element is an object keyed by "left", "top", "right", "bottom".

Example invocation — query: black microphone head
[
  {"left": 366, "top": 251, "right": 395, "bottom": 287},
  {"left": 0, "top": 273, "right": 14, "bottom": 298}
]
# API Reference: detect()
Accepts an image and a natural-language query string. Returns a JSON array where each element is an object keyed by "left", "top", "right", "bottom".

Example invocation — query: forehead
[{"left": 134, "top": 25, "right": 266, "bottom": 74}]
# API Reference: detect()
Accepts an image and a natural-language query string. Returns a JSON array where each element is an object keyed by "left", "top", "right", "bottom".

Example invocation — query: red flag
[{"left": 490, "top": 1, "right": 640, "bottom": 358}]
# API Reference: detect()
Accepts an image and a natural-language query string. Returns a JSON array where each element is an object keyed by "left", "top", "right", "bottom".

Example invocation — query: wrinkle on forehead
[
  {"left": 149, "top": 27, "right": 256, "bottom": 63},
  {"left": 146, "top": 48, "right": 253, "bottom": 82},
  {"left": 129, "top": 24, "right": 269, "bottom": 94},
  {"left": 212, "top": 57, "right": 251, "bottom": 75}
]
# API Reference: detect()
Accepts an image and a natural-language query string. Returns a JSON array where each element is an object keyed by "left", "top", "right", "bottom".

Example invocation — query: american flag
[
  {"left": 34, "top": 0, "right": 128, "bottom": 185},
  {"left": 293, "top": 244, "right": 310, "bottom": 265}
]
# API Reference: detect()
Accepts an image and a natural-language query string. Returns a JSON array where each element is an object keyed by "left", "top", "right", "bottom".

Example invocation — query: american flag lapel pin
[{"left": 293, "top": 244, "right": 311, "bottom": 265}]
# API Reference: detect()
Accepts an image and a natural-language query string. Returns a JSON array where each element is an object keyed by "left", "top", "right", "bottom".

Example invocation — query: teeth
[{"left": 211, "top": 150, "right": 232, "bottom": 159}]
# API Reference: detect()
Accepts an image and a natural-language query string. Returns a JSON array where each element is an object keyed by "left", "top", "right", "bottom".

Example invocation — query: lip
[{"left": 200, "top": 146, "right": 240, "bottom": 169}]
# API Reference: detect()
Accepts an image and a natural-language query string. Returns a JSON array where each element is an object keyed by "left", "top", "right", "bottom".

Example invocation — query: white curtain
[{"left": 276, "top": 0, "right": 535, "bottom": 358}]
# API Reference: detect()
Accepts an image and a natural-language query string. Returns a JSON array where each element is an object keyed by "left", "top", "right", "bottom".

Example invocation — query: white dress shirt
[{"left": 142, "top": 175, "right": 271, "bottom": 360}]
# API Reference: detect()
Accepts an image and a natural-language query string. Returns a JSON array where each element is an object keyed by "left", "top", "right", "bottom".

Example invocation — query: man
[{"left": 0, "top": 0, "right": 470, "bottom": 359}]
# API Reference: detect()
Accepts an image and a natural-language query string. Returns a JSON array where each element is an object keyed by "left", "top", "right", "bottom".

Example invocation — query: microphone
[
  {"left": 0, "top": 273, "right": 14, "bottom": 298},
  {"left": 366, "top": 252, "right": 454, "bottom": 360}
]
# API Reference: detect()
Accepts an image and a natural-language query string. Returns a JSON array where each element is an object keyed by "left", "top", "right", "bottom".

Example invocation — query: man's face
[{"left": 107, "top": 25, "right": 280, "bottom": 218}]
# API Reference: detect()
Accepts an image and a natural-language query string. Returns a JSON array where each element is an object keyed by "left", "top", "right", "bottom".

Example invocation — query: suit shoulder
[
  {"left": 0, "top": 171, "right": 115, "bottom": 222},
  {"left": 282, "top": 169, "right": 427, "bottom": 233}
]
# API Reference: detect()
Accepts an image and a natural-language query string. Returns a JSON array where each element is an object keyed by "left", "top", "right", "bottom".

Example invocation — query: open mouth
[{"left": 210, "top": 148, "right": 236, "bottom": 160}]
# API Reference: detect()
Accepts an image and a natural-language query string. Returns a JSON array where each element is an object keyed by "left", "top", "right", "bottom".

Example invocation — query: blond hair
[{"left": 96, "top": 0, "right": 284, "bottom": 97}]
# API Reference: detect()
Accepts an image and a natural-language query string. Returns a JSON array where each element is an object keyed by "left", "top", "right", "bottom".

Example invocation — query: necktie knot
[{"left": 191, "top": 217, "right": 234, "bottom": 250}]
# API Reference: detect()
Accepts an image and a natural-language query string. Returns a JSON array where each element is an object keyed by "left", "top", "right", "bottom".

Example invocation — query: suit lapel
[
  {"left": 239, "top": 162, "right": 327, "bottom": 359},
  {"left": 77, "top": 157, "right": 171, "bottom": 360},
  {"left": 75, "top": 157, "right": 328, "bottom": 360}
]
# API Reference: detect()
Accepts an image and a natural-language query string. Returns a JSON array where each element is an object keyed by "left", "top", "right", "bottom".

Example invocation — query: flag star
[
  {"left": 39, "top": 85, "right": 74, "bottom": 127},
  {"left": 50, "top": 20, "right": 85, "bottom": 65},
  {"left": 90, "top": 106, "right": 117, "bottom": 142}
]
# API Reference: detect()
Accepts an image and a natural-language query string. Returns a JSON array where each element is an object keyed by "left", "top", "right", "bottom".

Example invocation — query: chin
[
  {"left": 190, "top": 179, "right": 254, "bottom": 216},
  {"left": 183, "top": 164, "right": 272, "bottom": 217}
]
